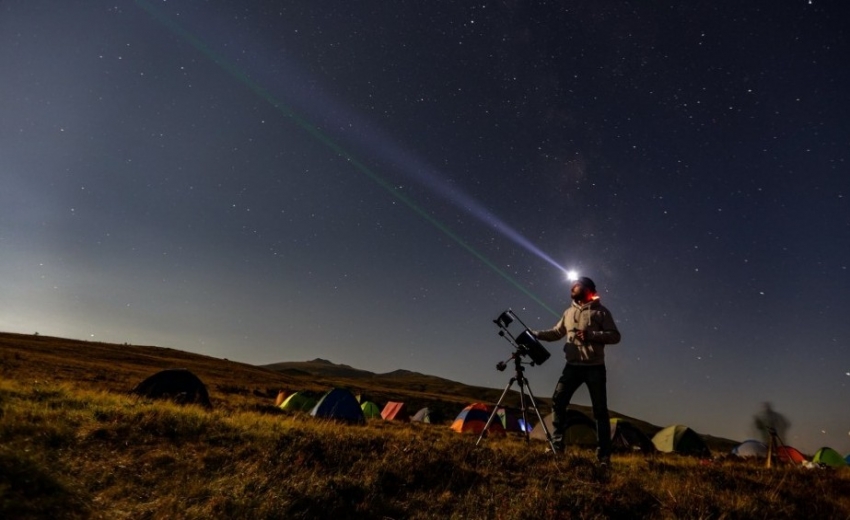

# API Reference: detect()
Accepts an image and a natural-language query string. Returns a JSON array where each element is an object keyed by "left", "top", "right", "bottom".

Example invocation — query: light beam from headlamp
[{"left": 135, "top": 0, "right": 566, "bottom": 317}]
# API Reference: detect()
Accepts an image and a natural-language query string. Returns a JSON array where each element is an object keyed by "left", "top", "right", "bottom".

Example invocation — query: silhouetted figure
[{"left": 753, "top": 402, "right": 790, "bottom": 444}]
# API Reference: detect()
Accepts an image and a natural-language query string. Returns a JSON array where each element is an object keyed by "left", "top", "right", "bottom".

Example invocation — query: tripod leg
[
  {"left": 476, "top": 378, "right": 515, "bottom": 446},
  {"left": 517, "top": 377, "right": 530, "bottom": 443},
  {"left": 523, "top": 378, "right": 558, "bottom": 455},
  {"left": 765, "top": 432, "right": 774, "bottom": 469},
  {"left": 771, "top": 430, "right": 791, "bottom": 466}
]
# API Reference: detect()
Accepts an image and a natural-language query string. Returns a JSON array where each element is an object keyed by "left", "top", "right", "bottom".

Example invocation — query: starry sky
[{"left": 1, "top": 1, "right": 847, "bottom": 455}]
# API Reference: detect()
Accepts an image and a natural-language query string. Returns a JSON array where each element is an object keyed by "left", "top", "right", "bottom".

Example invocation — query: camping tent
[
  {"left": 610, "top": 418, "right": 656, "bottom": 453},
  {"left": 731, "top": 440, "right": 807, "bottom": 464},
  {"left": 530, "top": 410, "right": 597, "bottom": 446},
  {"left": 279, "top": 392, "right": 318, "bottom": 412},
  {"left": 310, "top": 388, "right": 365, "bottom": 424},
  {"left": 381, "top": 401, "right": 408, "bottom": 421},
  {"left": 812, "top": 447, "right": 847, "bottom": 467},
  {"left": 731, "top": 440, "right": 768, "bottom": 459},
  {"left": 411, "top": 407, "right": 432, "bottom": 423},
  {"left": 131, "top": 368, "right": 212, "bottom": 408},
  {"left": 361, "top": 401, "right": 381, "bottom": 419},
  {"left": 498, "top": 408, "right": 529, "bottom": 433},
  {"left": 651, "top": 425, "right": 710, "bottom": 457},
  {"left": 451, "top": 403, "right": 505, "bottom": 435},
  {"left": 776, "top": 445, "right": 807, "bottom": 464},
  {"left": 274, "top": 390, "right": 289, "bottom": 407}
]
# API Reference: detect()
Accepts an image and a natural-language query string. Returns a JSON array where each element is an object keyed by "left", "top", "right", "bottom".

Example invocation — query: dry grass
[{"left": 2, "top": 333, "right": 849, "bottom": 519}]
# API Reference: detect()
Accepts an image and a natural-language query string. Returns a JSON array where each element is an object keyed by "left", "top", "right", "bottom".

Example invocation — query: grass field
[{"left": 2, "top": 332, "right": 849, "bottom": 519}]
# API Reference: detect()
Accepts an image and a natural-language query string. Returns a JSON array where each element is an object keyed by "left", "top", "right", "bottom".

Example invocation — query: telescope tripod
[
  {"left": 475, "top": 353, "right": 558, "bottom": 456},
  {"left": 765, "top": 427, "right": 790, "bottom": 468}
]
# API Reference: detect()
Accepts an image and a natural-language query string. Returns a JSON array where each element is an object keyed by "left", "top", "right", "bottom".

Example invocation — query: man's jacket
[{"left": 535, "top": 298, "right": 621, "bottom": 365}]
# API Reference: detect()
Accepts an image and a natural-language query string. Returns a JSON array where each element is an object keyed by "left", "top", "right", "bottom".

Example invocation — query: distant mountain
[
  {"left": 262, "top": 360, "right": 473, "bottom": 393},
  {"left": 265, "top": 358, "right": 504, "bottom": 398},
  {"left": 380, "top": 369, "right": 415, "bottom": 378},
  {"left": 264, "top": 360, "right": 374, "bottom": 380}
]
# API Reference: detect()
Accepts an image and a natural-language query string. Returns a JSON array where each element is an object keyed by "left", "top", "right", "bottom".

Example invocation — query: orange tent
[
  {"left": 451, "top": 403, "right": 505, "bottom": 435},
  {"left": 274, "top": 390, "right": 289, "bottom": 407}
]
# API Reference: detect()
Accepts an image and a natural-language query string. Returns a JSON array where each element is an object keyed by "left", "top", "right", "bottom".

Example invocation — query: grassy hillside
[
  {"left": 0, "top": 332, "right": 524, "bottom": 425},
  {"left": 1, "top": 332, "right": 674, "bottom": 443},
  {"left": 3, "top": 332, "right": 848, "bottom": 519}
]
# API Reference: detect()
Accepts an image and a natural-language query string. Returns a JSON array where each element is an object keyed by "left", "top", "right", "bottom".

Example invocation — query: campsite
[{"left": 2, "top": 332, "right": 850, "bottom": 519}]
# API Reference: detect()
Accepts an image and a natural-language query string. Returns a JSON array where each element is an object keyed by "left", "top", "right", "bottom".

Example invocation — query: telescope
[
  {"left": 476, "top": 309, "right": 556, "bottom": 454},
  {"left": 493, "top": 310, "right": 550, "bottom": 366}
]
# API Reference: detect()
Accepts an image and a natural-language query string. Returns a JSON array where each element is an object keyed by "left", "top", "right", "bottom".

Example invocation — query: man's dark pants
[{"left": 551, "top": 364, "right": 611, "bottom": 460}]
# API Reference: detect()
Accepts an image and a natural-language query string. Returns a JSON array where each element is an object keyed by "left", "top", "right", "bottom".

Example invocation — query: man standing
[{"left": 533, "top": 276, "right": 621, "bottom": 464}]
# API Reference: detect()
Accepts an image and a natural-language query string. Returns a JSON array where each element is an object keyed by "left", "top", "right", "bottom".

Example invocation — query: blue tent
[{"left": 310, "top": 388, "right": 366, "bottom": 424}]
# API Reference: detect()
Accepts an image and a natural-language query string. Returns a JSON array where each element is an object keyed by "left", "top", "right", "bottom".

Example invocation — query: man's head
[{"left": 571, "top": 276, "right": 597, "bottom": 303}]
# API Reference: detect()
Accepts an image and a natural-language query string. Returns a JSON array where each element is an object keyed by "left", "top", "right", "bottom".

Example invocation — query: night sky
[{"left": 1, "top": 1, "right": 847, "bottom": 455}]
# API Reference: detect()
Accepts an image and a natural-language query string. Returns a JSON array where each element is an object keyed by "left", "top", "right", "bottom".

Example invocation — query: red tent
[
  {"left": 776, "top": 445, "right": 807, "bottom": 464},
  {"left": 381, "top": 401, "right": 409, "bottom": 421}
]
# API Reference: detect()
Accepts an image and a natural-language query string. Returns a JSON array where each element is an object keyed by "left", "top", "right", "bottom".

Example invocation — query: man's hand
[{"left": 575, "top": 329, "right": 588, "bottom": 341}]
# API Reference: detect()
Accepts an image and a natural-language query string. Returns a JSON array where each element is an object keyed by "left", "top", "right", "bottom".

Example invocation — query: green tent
[
  {"left": 812, "top": 447, "right": 847, "bottom": 467},
  {"left": 279, "top": 392, "right": 317, "bottom": 412},
  {"left": 361, "top": 401, "right": 381, "bottom": 419},
  {"left": 651, "top": 424, "right": 710, "bottom": 457}
]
